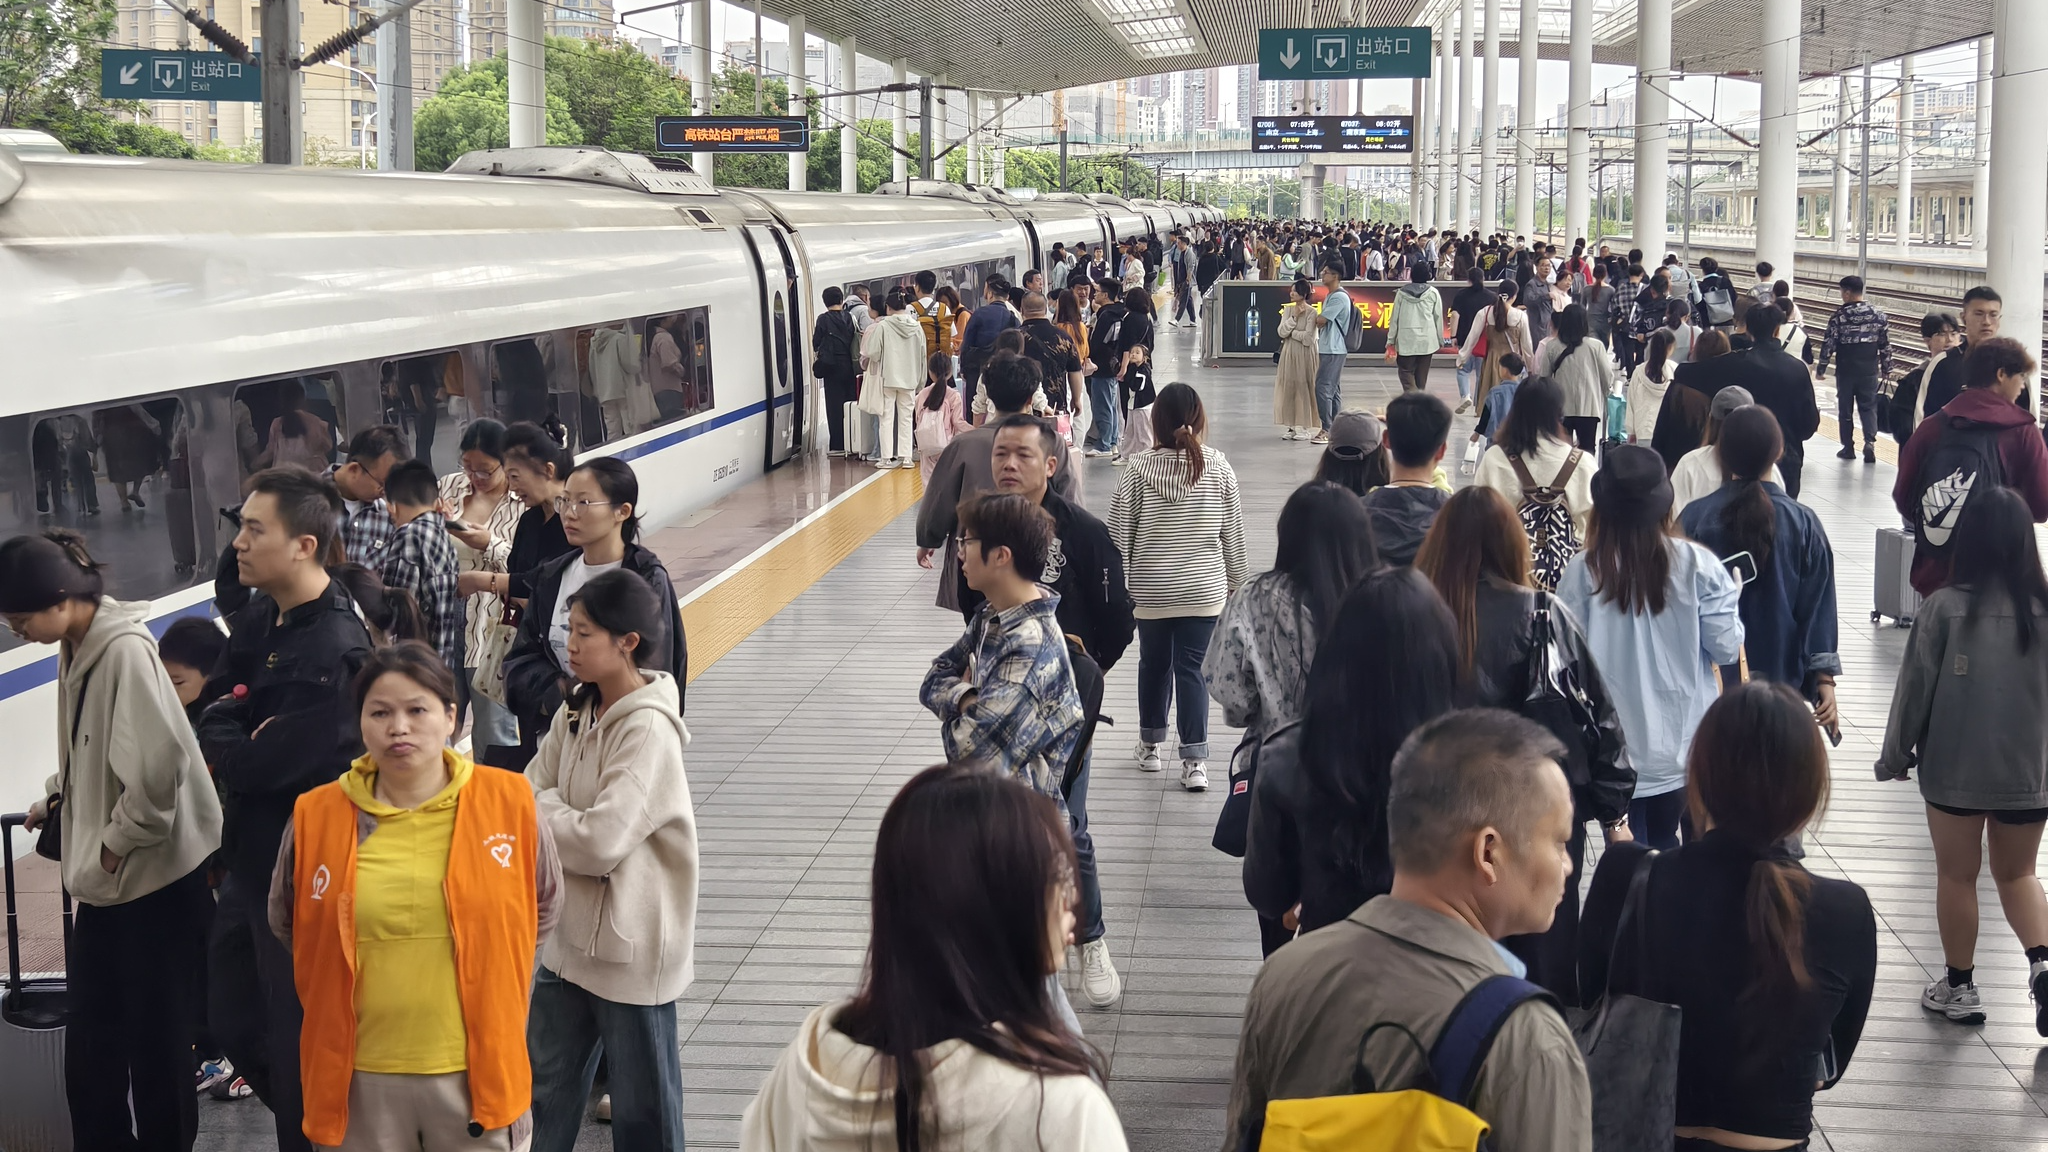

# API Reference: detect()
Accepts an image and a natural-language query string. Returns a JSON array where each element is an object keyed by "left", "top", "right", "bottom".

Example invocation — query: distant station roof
[{"left": 779, "top": 0, "right": 1994, "bottom": 95}]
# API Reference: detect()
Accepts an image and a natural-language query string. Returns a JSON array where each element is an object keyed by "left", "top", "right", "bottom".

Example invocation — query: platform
[{"left": 162, "top": 320, "right": 2048, "bottom": 1150}]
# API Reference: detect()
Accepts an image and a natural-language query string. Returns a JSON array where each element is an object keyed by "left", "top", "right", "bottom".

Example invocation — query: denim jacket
[{"left": 920, "top": 594, "right": 1085, "bottom": 809}]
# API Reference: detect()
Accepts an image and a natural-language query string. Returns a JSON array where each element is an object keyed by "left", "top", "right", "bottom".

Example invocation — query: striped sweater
[{"left": 1108, "top": 445, "right": 1248, "bottom": 619}]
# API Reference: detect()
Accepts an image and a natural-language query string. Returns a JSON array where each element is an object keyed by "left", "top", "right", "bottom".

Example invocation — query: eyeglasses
[
  {"left": 554, "top": 497, "right": 616, "bottom": 518},
  {"left": 464, "top": 462, "right": 503, "bottom": 482},
  {"left": 955, "top": 534, "right": 979, "bottom": 549}
]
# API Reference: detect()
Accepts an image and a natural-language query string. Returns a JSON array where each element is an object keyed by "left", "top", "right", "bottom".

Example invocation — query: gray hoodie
[
  {"left": 1107, "top": 445, "right": 1248, "bottom": 619},
  {"left": 45, "top": 598, "right": 222, "bottom": 906},
  {"left": 1877, "top": 586, "right": 2048, "bottom": 809}
]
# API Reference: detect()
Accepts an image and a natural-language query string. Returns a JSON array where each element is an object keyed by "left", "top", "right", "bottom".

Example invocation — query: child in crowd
[
  {"left": 1466, "top": 352, "right": 1527, "bottom": 472},
  {"left": 1112, "top": 345, "right": 1158, "bottom": 466},
  {"left": 157, "top": 616, "right": 253, "bottom": 1101},
  {"left": 378, "top": 459, "right": 463, "bottom": 675},
  {"left": 915, "top": 351, "right": 969, "bottom": 486}
]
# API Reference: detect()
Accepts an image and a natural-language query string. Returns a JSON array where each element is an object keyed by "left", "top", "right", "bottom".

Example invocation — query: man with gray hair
[{"left": 1222, "top": 709, "right": 1593, "bottom": 1152}]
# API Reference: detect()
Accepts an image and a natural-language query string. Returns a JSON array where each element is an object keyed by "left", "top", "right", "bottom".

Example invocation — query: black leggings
[{"left": 1563, "top": 415, "right": 1601, "bottom": 452}]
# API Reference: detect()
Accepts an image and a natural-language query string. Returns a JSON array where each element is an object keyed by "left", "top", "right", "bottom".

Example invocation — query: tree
[
  {"left": 547, "top": 37, "right": 690, "bottom": 156},
  {"left": 414, "top": 54, "right": 579, "bottom": 172},
  {"left": 2, "top": 0, "right": 195, "bottom": 158}
]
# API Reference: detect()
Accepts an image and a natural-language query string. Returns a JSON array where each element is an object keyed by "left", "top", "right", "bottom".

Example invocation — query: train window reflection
[
  {"left": 644, "top": 309, "right": 714, "bottom": 425},
  {"left": 234, "top": 373, "right": 345, "bottom": 485},
  {"left": 381, "top": 352, "right": 464, "bottom": 475}
]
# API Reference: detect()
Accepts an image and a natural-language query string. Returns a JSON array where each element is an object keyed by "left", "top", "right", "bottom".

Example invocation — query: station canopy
[{"left": 775, "top": 0, "right": 1995, "bottom": 95}]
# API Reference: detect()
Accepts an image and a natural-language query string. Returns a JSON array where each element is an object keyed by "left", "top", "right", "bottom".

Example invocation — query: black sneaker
[
  {"left": 1864, "top": 445, "right": 1877, "bottom": 464},
  {"left": 1836, "top": 446, "right": 1856, "bottom": 460},
  {"left": 2031, "top": 959, "right": 2048, "bottom": 1037}
]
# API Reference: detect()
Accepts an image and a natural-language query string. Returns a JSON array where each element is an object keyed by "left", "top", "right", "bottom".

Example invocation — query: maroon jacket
[{"left": 1892, "top": 388, "right": 2048, "bottom": 595}]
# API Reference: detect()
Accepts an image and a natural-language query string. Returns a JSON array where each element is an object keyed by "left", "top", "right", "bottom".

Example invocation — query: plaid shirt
[
  {"left": 331, "top": 468, "right": 394, "bottom": 567},
  {"left": 920, "top": 594, "right": 1085, "bottom": 811},
  {"left": 1818, "top": 299, "right": 1893, "bottom": 379},
  {"left": 380, "top": 511, "right": 462, "bottom": 671}
]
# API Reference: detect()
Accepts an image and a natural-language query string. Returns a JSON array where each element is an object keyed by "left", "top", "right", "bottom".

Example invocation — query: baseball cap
[{"left": 1327, "top": 411, "right": 1384, "bottom": 460}]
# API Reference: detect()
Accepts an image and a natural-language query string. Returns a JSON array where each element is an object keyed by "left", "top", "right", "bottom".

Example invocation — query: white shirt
[
  {"left": 1671, "top": 446, "right": 1783, "bottom": 513},
  {"left": 549, "top": 555, "right": 624, "bottom": 673}
]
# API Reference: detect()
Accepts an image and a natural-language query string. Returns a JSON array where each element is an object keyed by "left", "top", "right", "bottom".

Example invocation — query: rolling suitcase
[
  {"left": 1873, "top": 527, "right": 1921, "bottom": 628},
  {"left": 2, "top": 813, "right": 73, "bottom": 1152}
]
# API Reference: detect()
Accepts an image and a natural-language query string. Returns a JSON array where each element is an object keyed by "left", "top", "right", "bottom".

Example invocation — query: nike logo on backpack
[{"left": 1920, "top": 466, "right": 1977, "bottom": 547}]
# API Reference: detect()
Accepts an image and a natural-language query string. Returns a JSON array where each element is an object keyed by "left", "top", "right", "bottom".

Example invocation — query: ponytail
[
  {"left": 1714, "top": 407, "right": 1783, "bottom": 571},
  {"left": 923, "top": 352, "right": 954, "bottom": 411},
  {"left": 1746, "top": 857, "right": 1815, "bottom": 1004},
  {"left": 1149, "top": 383, "right": 1208, "bottom": 485}
]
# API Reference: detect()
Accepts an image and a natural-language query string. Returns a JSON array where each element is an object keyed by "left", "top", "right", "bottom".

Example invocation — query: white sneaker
[
  {"left": 594, "top": 1093, "right": 612, "bottom": 1122},
  {"left": 1922, "top": 977, "right": 1987, "bottom": 1024},
  {"left": 1181, "top": 760, "right": 1209, "bottom": 791},
  {"left": 1135, "top": 742, "right": 1163, "bottom": 772},
  {"left": 1080, "top": 938, "right": 1123, "bottom": 1007}
]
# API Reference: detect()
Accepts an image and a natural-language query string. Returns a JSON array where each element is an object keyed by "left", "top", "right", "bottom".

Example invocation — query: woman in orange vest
[{"left": 268, "top": 642, "right": 562, "bottom": 1150}]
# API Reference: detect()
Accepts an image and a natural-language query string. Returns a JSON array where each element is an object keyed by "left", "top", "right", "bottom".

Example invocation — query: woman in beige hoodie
[
  {"left": 740, "top": 764, "right": 1127, "bottom": 1152},
  {"left": 5, "top": 531, "right": 221, "bottom": 1152},
  {"left": 526, "top": 567, "right": 697, "bottom": 1152}
]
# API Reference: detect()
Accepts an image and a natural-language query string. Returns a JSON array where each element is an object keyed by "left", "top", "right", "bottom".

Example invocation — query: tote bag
[{"left": 1567, "top": 852, "right": 1682, "bottom": 1152}]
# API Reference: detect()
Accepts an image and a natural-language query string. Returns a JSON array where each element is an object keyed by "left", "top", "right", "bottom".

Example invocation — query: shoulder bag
[
  {"left": 1567, "top": 851, "right": 1682, "bottom": 1152},
  {"left": 1212, "top": 601, "right": 1311, "bottom": 858}
]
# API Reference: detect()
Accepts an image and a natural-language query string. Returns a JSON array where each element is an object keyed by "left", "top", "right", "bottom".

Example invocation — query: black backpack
[
  {"left": 1060, "top": 636, "right": 1106, "bottom": 800},
  {"left": 810, "top": 311, "right": 856, "bottom": 378},
  {"left": 1912, "top": 416, "right": 2007, "bottom": 558}
]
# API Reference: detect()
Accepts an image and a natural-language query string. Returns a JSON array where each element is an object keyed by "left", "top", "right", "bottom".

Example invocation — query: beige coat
[{"left": 1273, "top": 302, "right": 1320, "bottom": 428}]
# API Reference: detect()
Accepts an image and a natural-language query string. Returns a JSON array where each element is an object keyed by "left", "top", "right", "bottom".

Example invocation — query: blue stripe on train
[{"left": 0, "top": 394, "right": 791, "bottom": 703}]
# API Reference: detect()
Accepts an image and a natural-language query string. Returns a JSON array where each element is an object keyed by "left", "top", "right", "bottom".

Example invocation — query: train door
[
  {"left": 740, "top": 221, "right": 803, "bottom": 469},
  {"left": 1020, "top": 219, "right": 1044, "bottom": 278}
]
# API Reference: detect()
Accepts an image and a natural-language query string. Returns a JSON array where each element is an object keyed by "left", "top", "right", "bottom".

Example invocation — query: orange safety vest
[{"left": 290, "top": 766, "right": 540, "bottom": 1146}]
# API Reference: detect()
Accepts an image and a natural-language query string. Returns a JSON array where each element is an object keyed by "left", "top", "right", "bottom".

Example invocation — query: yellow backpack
[
  {"left": 914, "top": 298, "right": 954, "bottom": 359},
  {"left": 1256, "top": 975, "right": 1556, "bottom": 1152}
]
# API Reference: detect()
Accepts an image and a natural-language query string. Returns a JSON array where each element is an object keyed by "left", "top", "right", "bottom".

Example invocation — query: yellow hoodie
[{"left": 338, "top": 750, "right": 472, "bottom": 1074}]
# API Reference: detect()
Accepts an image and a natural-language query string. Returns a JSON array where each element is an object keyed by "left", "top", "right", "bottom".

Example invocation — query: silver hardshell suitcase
[
  {"left": 1874, "top": 527, "right": 1921, "bottom": 628},
  {"left": 2, "top": 813, "right": 72, "bottom": 1151}
]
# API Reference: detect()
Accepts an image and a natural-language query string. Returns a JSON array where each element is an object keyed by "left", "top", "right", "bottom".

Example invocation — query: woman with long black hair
[
  {"left": 1557, "top": 445, "right": 1743, "bottom": 850},
  {"left": 503, "top": 456, "right": 687, "bottom": 768},
  {"left": 1878, "top": 485, "right": 2048, "bottom": 1033},
  {"left": 1581, "top": 682, "right": 1875, "bottom": 1152},
  {"left": 1241, "top": 569, "right": 1460, "bottom": 937},
  {"left": 1680, "top": 405, "right": 1842, "bottom": 734},
  {"left": 1532, "top": 303, "right": 1619, "bottom": 451},
  {"left": 740, "top": 764, "right": 1126, "bottom": 1152}
]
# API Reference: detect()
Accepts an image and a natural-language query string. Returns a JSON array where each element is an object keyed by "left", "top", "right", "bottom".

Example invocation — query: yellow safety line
[{"left": 680, "top": 468, "right": 924, "bottom": 682}]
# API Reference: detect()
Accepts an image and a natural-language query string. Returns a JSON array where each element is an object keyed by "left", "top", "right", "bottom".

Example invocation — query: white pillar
[
  {"left": 787, "top": 14, "right": 807, "bottom": 191},
  {"left": 1832, "top": 74, "right": 1851, "bottom": 249},
  {"left": 967, "top": 91, "right": 981, "bottom": 184},
  {"left": 1633, "top": 0, "right": 1669, "bottom": 266},
  {"left": 1896, "top": 55, "right": 1914, "bottom": 253},
  {"left": 1436, "top": 17, "right": 1454, "bottom": 231},
  {"left": 507, "top": 0, "right": 543, "bottom": 148},
  {"left": 1479, "top": 0, "right": 1500, "bottom": 236},
  {"left": 375, "top": 1, "right": 413, "bottom": 169},
  {"left": 1987, "top": 0, "right": 2046, "bottom": 409},
  {"left": 1411, "top": 75, "right": 1426, "bottom": 225},
  {"left": 839, "top": 35, "right": 858, "bottom": 193},
  {"left": 1973, "top": 36, "right": 1992, "bottom": 251},
  {"left": 1418, "top": 65, "right": 1436, "bottom": 224},
  {"left": 991, "top": 101, "right": 1005, "bottom": 188},
  {"left": 690, "top": 0, "right": 713, "bottom": 181},
  {"left": 1515, "top": 0, "right": 1537, "bottom": 239},
  {"left": 1754, "top": 0, "right": 1799, "bottom": 287},
  {"left": 1456, "top": 0, "right": 1475, "bottom": 231},
  {"left": 891, "top": 59, "right": 908, "bottom": 185},
  {"left": 1562, "top": 0, "right": 1592, "bottom": 246}
]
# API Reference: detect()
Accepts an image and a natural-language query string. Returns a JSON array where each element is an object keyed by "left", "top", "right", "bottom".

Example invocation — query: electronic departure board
[
  {"left": 654, "top": 116, "right": 810, "bottom": 153},
  {"left": 1249, "top": 115, "right": 1414, "bottom": 154}
]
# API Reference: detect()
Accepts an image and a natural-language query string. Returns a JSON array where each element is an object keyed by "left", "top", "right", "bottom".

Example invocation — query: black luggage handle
[{"left": 2, "top": 813, "right": 72, "bottom": 999}]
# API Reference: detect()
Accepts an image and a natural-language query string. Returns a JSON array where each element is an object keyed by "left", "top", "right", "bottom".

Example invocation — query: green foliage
[
  {"left": 414, "top": 53, "right": 579, "bottom": 172},
  {"left": 546, "top": 37, "right": 690, "bottom": 156},
  {"left": 0, "top": 0, "right": 114, "bottom": 129},
  {"left": 29, "top": 104, "right": 195, "bottom": 157}
]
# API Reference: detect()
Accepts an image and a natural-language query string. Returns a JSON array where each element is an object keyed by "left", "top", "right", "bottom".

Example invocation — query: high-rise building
[{"left": 469, "top": 0, "right": 614, "bottom": 60}]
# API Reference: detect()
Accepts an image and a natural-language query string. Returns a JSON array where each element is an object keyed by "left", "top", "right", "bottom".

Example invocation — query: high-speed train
[{"left": 0, "top": 144, "right": 1220, "bottom": 810}]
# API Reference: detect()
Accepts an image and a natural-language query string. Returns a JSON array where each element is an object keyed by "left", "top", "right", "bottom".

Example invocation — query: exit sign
[
  {"left": 100, "top": 49, "right": 262, "bottom": 101},
  {"left": 1258, "top": 28, "right": 1433, "bottom": 82}
]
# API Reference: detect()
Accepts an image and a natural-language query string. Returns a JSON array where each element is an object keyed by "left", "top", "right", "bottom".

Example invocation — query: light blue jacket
[
  {"left": 1316, "top": 288, "right": 1354, "bottom": 356},
  {"left": 1555, "top": 539, "right": 1744, "bottom": 797}
]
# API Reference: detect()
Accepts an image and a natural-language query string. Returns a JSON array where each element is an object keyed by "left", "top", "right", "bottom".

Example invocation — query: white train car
[{"left": 0, "top": 146, "right": 1053, "bottom": 814}]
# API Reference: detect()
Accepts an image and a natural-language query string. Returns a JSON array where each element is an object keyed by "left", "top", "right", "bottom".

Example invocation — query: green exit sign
[{"left": 1258, "top": 28, "right": 1433, "bottom": 82}]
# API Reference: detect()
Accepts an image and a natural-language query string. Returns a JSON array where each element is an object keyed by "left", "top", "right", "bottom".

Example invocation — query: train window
[
  {"left": 381, "top": 352, "right": 466, "bottom": 475},
  {"left": 489, "top": 335, "right": 555, "bottom": 428},
  {"left": 643, "top": 309, "right": 715, "bottom": 425},
  {"left": 233, "top": 373, "right": 347, "bottom": 485},
  {"left": 771, "top": 293, "right": 790, "bottom": 394},
  {"left": 571, "top": 323, "right": 646, "bottom": 448},
  {"left": 0, "top": 397, "right": 206, "bottom": 653}
]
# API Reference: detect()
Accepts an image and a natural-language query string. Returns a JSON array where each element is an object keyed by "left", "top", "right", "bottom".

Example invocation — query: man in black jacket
[
  {"left": 1659, "top": 303, "right": 1823, "bottom": 496},
  {"left": 812, "top": 286, "right": 862, "bottom": 455},
  {"left": 198, "top": 468, "right": 371, "bottom": 1152},
  {"left": 1913, "top": 285, "right": 2005, "bottom": 421},
  {"left": 990, "top": 410, "right": 1134, "bottom": 1007}
]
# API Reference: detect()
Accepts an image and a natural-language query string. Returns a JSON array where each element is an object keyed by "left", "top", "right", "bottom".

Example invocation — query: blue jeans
[
  {"left": 1629, "top": 789, "right": 1687, "bottom": 852},
  {"left": 1087, "top": 376, "right": 1121, "bottom": 450},
  {"left": 1455, "top": 359, "right": 1477, "bottom": 401},
  {"left": 1313, "top": 354, "right": 1344, "bottom": 429},
  {"left": 529, "top": 967, "right": 685, "bottom": 1152},
  {"left": 1067, "top": 747, "right": 1106, "bottom": 944},
  {"left": 1137, "top": 616, "right": 1217, "bottom": 761}
]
